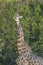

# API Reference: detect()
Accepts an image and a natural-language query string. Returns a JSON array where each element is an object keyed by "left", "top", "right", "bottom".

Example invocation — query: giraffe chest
[
  {"left": 17, "top": 43, "right": 43, "bottom": 65},
  {"left": 17, "top": 41, "right": 31, "bottom": 55}
]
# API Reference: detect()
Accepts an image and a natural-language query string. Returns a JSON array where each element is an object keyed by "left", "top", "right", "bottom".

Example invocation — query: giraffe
[{"left": 13, "top": 12, "right": 43, "bottom": 65}]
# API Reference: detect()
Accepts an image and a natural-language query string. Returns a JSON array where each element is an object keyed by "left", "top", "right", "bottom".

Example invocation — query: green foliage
[{"left": 0, "top": 0, "right": 43, "bottom": 65}]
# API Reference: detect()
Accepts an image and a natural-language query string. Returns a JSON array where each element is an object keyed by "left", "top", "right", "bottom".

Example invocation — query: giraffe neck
[
  {"left": 17, "top": 20, "right": 24, "bottom": 42},
  {"left": 16, "top": 20, "right": 26, "bottom": 54}
]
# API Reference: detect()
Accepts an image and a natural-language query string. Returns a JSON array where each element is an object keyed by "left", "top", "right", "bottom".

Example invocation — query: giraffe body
[
  {"left": 13, "top": 13, "right": 43, "bottom": 65},
  {"left": 16, "top": 49, "right": 43, "bottom": 65}
]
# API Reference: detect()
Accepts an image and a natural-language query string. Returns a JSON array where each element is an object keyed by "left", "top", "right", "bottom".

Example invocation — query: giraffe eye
[{"left": 18, "top": 40, "right": 21, "bottom": 43}]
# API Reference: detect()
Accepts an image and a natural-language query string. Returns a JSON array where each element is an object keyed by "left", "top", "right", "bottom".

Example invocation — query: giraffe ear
[{"left": 19, "top": 16, "right": 23, "bottom": 19}]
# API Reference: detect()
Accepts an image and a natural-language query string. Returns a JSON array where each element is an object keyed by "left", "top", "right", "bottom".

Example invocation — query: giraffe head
[{"left": 13, "top": 12, "right": 23, "bottom": 24}]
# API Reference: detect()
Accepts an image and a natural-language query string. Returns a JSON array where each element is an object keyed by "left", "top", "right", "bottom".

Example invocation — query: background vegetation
[{"left": 0, "top": 0, "right": 43, "bottom": 65}]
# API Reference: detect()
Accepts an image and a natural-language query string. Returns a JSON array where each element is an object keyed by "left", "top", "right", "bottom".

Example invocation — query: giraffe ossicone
[{"left": 13, "top": 13, "right": 43, "bottom": 65}]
